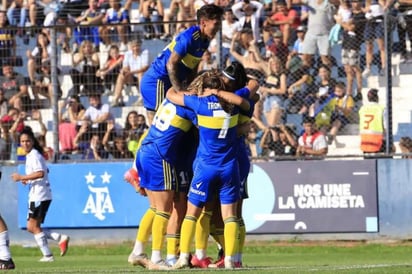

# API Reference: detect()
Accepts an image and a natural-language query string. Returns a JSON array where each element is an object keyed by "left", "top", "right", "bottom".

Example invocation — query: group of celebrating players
[{"left": 123, "top": 4, "right": 260, "bottom": 270}]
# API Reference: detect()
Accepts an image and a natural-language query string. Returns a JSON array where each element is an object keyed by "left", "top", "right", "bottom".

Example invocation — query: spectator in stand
[
  {"left": 308, "top": 82, "right": 335, "bottom": 133},
  {"left": 197, "top": 50, "right": 218, "bottom": 73},
  {"left": 139, "top": 0, "right": 165, "bottom": 39},
  {"left": 161, "top": 0, "right": 195, "bottom": 40},
  {"left": 232, "top": 0, "right": 264, "bottom": 47},
  {"left": 260, "top": 124, "right": 297, "bottom": 158},
  {"left": 221, "top": 8, "right": 241, "bottom": 66},
  {"left": 0, "top": 60, "right": 30, "bottom": 112},
  {"left": 74, "top": 125, "right": 109, "bottom": 160},
  {"left": 0, "top": 10, "right": 17, "bottom": 65},
  {"left": 362, "top": 0, "right": 386, "bottom": 77},
  {"left": 260, "top": 56, "right": 287, "bottom": 127},
  {"left": 26, "top": 32, "right": 51, "bottom": 85},
  {"left": 100, "top": 0, "right": 129, "bottom": 51},
  {"left": 81, "top": 93, "right": 113, "bottom": 140},
  {"left": 263, "top": 0, "right": 300, "bottom": 46},
  {"left": 230, "top": 30, "right": 267, "bottom": 82},
  {"left": 102, "top": 120, "right": 134, "bottom": 159},
  {"left": 70, "top": 40, "right": 102, "bottom": 96},
  {"left": 296, "top": 115, "right": 328, "bottom": 158},
  {"left": 0, "top": 88, "right": 8, "bottom": 118},
  {"left": 58, "top": 95, "right": 85, "bottom": 154},
  {"left": 326, "top": 81, "right": 354, "bottom": 146},
  {"left": 359, "top": 88, "right": 387, "bottom": 155},
  {"left": 285, "top": 61, "right": 315, "bottom": 114},
  {"left": 396, "top": 0, "right": 412, "bottom": 63},
  {"left": 124, "top": 110, "right": 148, "bottom": 157},
  {"left": 265, "top": 29, "right": 289, "bottom": 64},
  {"left": 0, "top": 107, "right": 18, "bottom": 160},
  {"left": 6, "top": 0, "right": 27, "bottom": 30},
  {"left": 96, "top": 44, "right": 124, "bottom": 94},
  {"left": 111, "top": 39, "right": 149, "bottom": 107},
  {"left": 399, "top": 136, "right": 412, "bottom": 158},
  {"left": 299, "top": 0, "right": 337, "bottom": 68},
  {"left": 73, "top": 0, "right": 105, "bottom": 51},
  {"left": 339, "top": 0, "right": 365, "bottom": 99},
  {"left": 301, "top": 64, "right": 336, "bottom": 115},
  {"left": 31, "top": 58, "right": 62, "bottom": 108},
  {"left": 9, "top": 110, "right": 28, "bottom": 161},
  {"left": 30, "top": 109, "right": 54, "bottom": 160}
]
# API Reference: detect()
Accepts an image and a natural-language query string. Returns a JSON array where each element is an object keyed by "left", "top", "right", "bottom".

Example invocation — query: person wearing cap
[
  {"left": 358, "top": 88, "right": 387, "bottom": 154},
  {"left": 139, "top": 4, "right": 224, "bottom": 125},
  {"left": 265, "top": 29, "right": 289, "bottom": 64},
  {"left": 296, "top": 115, "right": 328, "bottom": 158},
  {"left": 0, "top": 60, "right": 29, "bottom": 112},
  {"left": 263, "top": 0, "right": 300, "bottom": 46}
]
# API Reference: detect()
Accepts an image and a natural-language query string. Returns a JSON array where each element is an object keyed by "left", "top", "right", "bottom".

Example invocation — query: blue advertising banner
[{"left": 18, "top": 162, "right": 149, "bottom": 228}]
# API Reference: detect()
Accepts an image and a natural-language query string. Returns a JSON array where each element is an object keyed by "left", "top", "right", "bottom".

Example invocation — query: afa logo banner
[{"left": 17, "top": 162, "right": 149, "bottom": 228}]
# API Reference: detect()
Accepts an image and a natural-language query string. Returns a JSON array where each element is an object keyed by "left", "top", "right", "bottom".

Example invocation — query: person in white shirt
[
  {"left": 11, "top": 129, "right": 70, "bottom": 262},
  {"left": 112, "top": 39, "right": 149, "bottom": 107}
]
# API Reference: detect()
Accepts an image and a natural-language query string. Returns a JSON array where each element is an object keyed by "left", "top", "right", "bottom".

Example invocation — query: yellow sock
[
  {"left": 152, "top": 211, "right": 171, "bottom": 251},
  {"left": 195, "top": 211, "right": 212, "bottom": 250},
  {"left": 166, "top": 234, "right": 180, "bottom": 257},
  {"left": 238, "top": 218, "right": 246, "bottom": 254},
  {"left": 179, "top": 215, "right": 197, "bottom": 254},
  {"left": 224, "top": 216, "right": 239, "bottom": 257},
  {"left": 137, "top": 207, "right": 156, "bottom": 243}
]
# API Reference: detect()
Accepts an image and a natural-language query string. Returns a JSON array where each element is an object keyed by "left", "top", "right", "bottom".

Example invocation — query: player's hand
[
  {"left": 124, "top": 168, "right": 146, "bottom": 196},
  {"left": 11, "top": 173, "right": 21, "bottom": 182}
]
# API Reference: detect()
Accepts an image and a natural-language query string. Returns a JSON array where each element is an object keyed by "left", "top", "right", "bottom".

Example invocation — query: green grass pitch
[{"left": 8, "top": 240, "right": 412, "bottom": 273}]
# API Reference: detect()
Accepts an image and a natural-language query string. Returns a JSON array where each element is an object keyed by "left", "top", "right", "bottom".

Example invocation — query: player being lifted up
[{"left": 139, "top": 4, "right": 224, "bottom": 124}]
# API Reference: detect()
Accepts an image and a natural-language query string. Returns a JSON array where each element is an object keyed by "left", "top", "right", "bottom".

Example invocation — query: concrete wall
[{"left": 1, "top": 158, "right": 411, "bottom": 245}]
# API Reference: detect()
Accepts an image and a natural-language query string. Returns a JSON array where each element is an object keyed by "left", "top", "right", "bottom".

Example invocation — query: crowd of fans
[{"left": 0, "top": 0, "right": 411, "bottom": 161}]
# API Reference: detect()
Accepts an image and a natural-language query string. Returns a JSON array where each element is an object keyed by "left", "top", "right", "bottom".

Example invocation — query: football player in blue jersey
[
  {"left": 140, "top": 4, "right": 224, "bottom": 124},
  {"left": 129, "top": 72, "right": 221, "bottom": 270},
  {"left": 166, "top": 70, "right": 257, "bottom": 269},
  {"left": 192, "top": 62, "right": 259, "bottom": 269}
]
